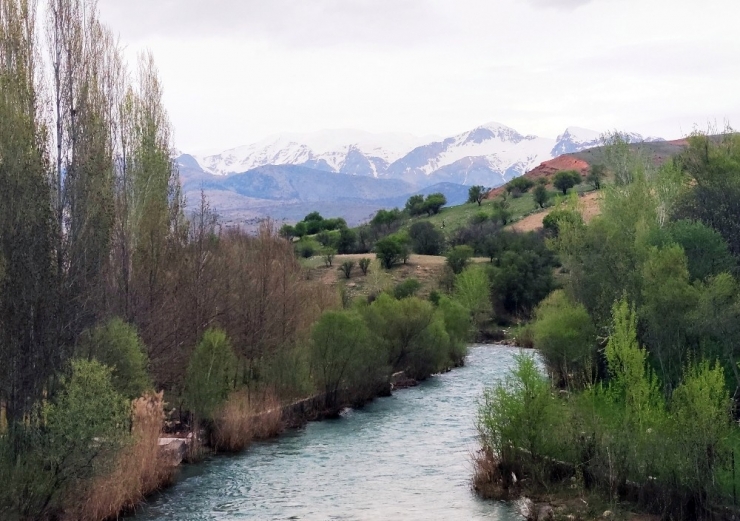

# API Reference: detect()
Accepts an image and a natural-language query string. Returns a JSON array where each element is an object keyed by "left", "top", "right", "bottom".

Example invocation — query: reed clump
[
  {"left": 64, "top": 392, "right": 176, "bottom": 521},
  {"left": 212, "top": 390, "right": 283, "bottom": 453}
]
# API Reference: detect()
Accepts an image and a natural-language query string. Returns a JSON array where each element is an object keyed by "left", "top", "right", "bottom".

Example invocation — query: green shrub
[
  {"left": 339, "top": 260, "right": 355, "bottom": 279},
  {"left": 532, "top": 290, "right": 596, "bottom": 388},
  {"left": 310, "top": 310, "right": 386, "bottom": 406},
  {"left": 359, "top": 257, "right": 371, "bottom": 275},
  {"left": 393, "top": 278, "right": 421, "bottom": 300},
  {"left": 446, "top": 245, "right": 474, "bottom": 274},
  {"left": 78, "top": 318, "right": 151, "bottom": 399},
  {"left": 454, "top": 266, "right": 491, "bottom": 327},
  {"left": 438, "top": 296, "right": 471, "bottom": 365},
  {"left": 184, "top": 328, "right": 237, "bottom": 421},
  {"left": 363, "top": 294, "right": 449, "bottom": 380},
  {"left": 375, "top": 235, "right": 408, "bottom": 269}
]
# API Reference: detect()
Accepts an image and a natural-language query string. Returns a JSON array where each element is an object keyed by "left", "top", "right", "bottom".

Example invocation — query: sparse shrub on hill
[
  {"left": 533, "top": 184, "right": 549, "bottom": 208},
  {"left": 553, "top": 170, "right": 581, "bottom": 195},
  {"left": 375, "top": 234, "right": 408, "bottom": 269},
  {"left": 468, "top": 185, "right": 487, "bottom": 206},
  {"left": 446, "top": 245, "right": 474, "bottom": 275},
  {"left": 339, "top": 260, "right": 355, "bottom": 279},
  {"left": 394, "top": 278, "right": 422, "bottom": 300},
  {"left": 359, "top": 257, "right": 371, "bottom": 275},
  {"left": 506, "top": 177, "right": 535, "bottom": 196}
]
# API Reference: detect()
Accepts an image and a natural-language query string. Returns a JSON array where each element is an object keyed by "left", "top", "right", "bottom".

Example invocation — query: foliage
[
  {"left": 454, "top": 266, "right": 492, "bottom": 327},
  {"left": 183, "top": 329, "right": 237, "bottom": 421},
  {"left": 359, "top": 257, "right": 371, "bottom": 275},
  {"left": 437, "top": 296, "right": 471, "bottom": 365},
  {"left": 446, "top": 245, "right": 474, "bottom": 275},
  {"left": 468, "top": 185, "right": 487, "bottom": 205},
  {"left": 339, "top": 260, "right": 355, "bottom": 279},
  {"left": 296, "top": 238, "right": 316, "bottom": 258},
  {"left": 310, "top": 311, "right": 385, "bottom": 407},
  {"left": 491, "top": 199, "right": 512, "bottom": 225},
  {"left": 363, "top": 294, "right": 450, "bottom": 380},
  {"left": 394, "top": 278, "right": 422, "bottom": 300},
  {"left": 488, "top": 249, "right": 557, "bottom": 318},
  {"left": 533, "top": 184, "right": 549, "bottom": 208},
  {"left": 422, "top": 193, "right": 448, "bottom": 216},
  {"left": 673, "top": 132, "right": 740, "bottom": 260},
  {"left": 371, "top": 208, "right": 404, "bottom": 232},
  {"left": 506, "top": 176, "right": 535, "bottom": 195},
  {"left": 542, "top": 207, "right": 584, "bottom": 238},
  {"left": 408, "top": 221, "right": 445, "bottom": 255},
  {"left": 374, "top": 234, "right": 408, "bottom": 269},
  {"left": 533, "top": 291, "right": 596, "bottom": 388},
  {"left": 587, "top": 163, "right": 606, "bottom": 189},
  {"left": 552, "top": 170, "right": 581, "bottom": 195},
  {"left": 663, "top": 219, "right": 736, "bottom": 282},
  {"left": 322, "top": 248, "right": 336, "bottom": 267},
  {"left": 405, "top": 194, "right": 426, "bottom": 216},
  {"left": 78, "top": 318, "right": 151, "bottom": 400}
]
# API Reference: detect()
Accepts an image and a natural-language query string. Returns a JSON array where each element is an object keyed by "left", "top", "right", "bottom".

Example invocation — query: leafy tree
[
  {"left": 339, "top": 260, "right": 355, "bottom": 279},
  {"left": 359, "top": 257, "right": 371, "bottom": 275},
  {"left": 437, "top": 296, "right": 471, "bottom": 365},
  {"left": 405, "top": 194, "right": 425, "bottom": 216},
  {"left": 296, "top": 239, "right": 315, "bottom": 258},
  {"left": 184, "top": 328, "right": 237, "bottom": 421},
  {"left": 310, "top": 311, "right": 384, "bottom": 407},
  {"left": 506, "top": 177, "right": 535, "bottom": 195},
  {"left": 533, "top": 184, "right": 549, "bottom": 208},
  {"left": 553, "top": 170, "right": 581, "bottom": 195},
  {"left": 371, "top": 208, "right": 404, "bottom": 232},
  {"left": 488, "top": 249, "right": 557, "bottom": 317},
  {"left": 375, "top": 235, "right": 406, "bottom": 269},
  {"left": 409, "top": 221, "right": 445, "bottom": 255},
  {"left": 316, "top": 230, "right": 333, "bottom": 247},
  {"left": 587, "top": 163, "right": 606, "bottom": 190},
  {"left": 454, "top": 266, "right": 492, "bottom": 327},
  {"left": 532, "top": 291, "right": 596, "bottom": 387},
  {"left": 304, "top": 211, "right": 323, "bottom": 222},
  {"left": 542, "top": 207, "right": 584, "bottom": 238},
  {"left": 336, "top": 227, "right": 357, "bottom": 254},
  {"left": 363, "top": 294, "right": 449, "bottom": 380},
  {"left": 468, "top": 185, "right": 487, "bottom": 206},
  {"left": 279, "top": 224, "right": 296, "bottom": 239},
  {"left": 39, "top": 359, "right": 130, "bottom": 517},
  {"left": 78, "top": 318, "right": 151, "bottom": 400},
  {"left": 491, "top": 200, "right": 512, "bottom": 225},
  {"left": 446, "top": 245, "right": 474, "bottom": 274},
  {"left": 673, "top": 133, "right": 740, "bottom": 260},
  {"left": 293, "top": 221, "right": 308, "bottom": 237},
  {"left": 394, "top": 278, "right": 422, "bottom": 300},
  {"left": 422, "top": 193, "right": 447, "bottom": 216}
]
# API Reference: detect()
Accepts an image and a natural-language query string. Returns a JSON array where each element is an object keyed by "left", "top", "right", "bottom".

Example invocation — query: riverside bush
[
  {"left": 183, "top": 328, "right": 237, "bottom": 422},
  {"left": 532, "top": 290, "right": 596, "bottom": 388},
  {"left": 78, "top": 318, "right": 152, "bottom": 400},
  {"left": 477, "top": 299, "right": 737, "bottom": 519}
]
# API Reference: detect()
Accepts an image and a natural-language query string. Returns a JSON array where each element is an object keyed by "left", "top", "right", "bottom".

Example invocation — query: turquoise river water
[{"left": 129, "top": 345, "right": 524, "bottom": 520}]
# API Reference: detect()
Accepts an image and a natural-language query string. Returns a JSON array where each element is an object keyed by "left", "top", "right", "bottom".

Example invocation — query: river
[{"left": 129, "top": 345, "right": 524, "bottom": 520}]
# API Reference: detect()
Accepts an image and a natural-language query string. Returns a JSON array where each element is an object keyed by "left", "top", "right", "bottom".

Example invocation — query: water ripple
[{"left": 129, "top": 345, "right": 524, "bottom": 521}]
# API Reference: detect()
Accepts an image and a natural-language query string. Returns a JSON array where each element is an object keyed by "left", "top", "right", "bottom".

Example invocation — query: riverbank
[{"left": 127, "top": 345, "right": 522, "bottom": 520}]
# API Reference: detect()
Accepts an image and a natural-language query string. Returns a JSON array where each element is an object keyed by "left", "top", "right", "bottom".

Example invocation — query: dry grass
[
  {"left": 212, "top": 390, "right": 283, "bottom": 453},
  {"left": 64, "top": 392, "right": 176, "bottom": 521}
]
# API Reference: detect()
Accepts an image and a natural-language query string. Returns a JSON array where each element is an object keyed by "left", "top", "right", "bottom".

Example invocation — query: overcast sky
[{"left": 97, "top": 0, "right": 740, "bottom": 152}]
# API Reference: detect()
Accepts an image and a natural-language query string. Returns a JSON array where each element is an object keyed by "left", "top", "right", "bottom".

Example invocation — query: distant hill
[{"left": 178, "top": 160, "right": 470, "bottom": 228}]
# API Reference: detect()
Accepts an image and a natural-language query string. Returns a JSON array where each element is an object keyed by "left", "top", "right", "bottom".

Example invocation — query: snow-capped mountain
[
  {"left": 194, "top": 129, "right": 435, "bottom": 178},
  {"left": 184, "top": 123, "right": 663, "bottom": 188}
]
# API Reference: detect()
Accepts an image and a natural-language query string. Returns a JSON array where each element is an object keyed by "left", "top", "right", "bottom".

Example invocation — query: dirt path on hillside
[{"left": 510, "top": 191, "right": 602, "bottom": 233}]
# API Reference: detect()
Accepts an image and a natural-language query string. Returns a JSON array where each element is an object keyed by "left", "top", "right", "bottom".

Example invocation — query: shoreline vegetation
[{"left": 474, "top": 131, "right": 740, "bottom": 521}]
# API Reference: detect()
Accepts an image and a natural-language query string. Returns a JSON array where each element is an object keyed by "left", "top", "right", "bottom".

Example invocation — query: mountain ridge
[{"left": 184, "top": 122, "right": 663, "bottom": 188}]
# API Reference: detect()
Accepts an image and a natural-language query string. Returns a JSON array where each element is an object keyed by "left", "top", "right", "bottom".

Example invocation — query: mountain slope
[{"left": 185, "top": 123, "right": 663, "bottom": 189}]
